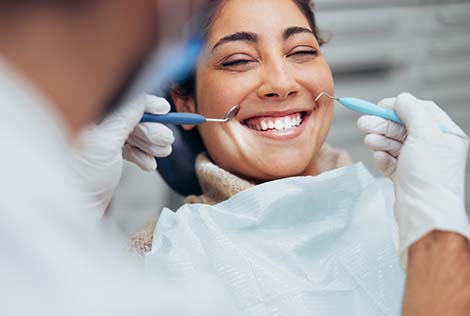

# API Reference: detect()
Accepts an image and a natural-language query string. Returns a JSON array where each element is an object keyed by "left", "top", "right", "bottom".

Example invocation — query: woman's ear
[{"left": 171, "top": 92, "right": 197, "bottom": 131}]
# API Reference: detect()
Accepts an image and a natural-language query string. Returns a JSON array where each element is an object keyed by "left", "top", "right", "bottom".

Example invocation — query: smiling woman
[
  {"left": 131, "top": 0, "right": 351, "bottom": 251},
  {"left": 171, "top": 0, "right": 341, "bottom": 184}
]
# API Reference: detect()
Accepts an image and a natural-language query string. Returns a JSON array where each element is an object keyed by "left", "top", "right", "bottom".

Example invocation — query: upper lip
[{"left": 237, "top": 107, "right": 314, "bottom": 123}]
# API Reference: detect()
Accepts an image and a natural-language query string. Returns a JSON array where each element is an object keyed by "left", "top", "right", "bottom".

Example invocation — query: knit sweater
[{"left": 129, "top": 143, "right": 352, "bottom": 255}]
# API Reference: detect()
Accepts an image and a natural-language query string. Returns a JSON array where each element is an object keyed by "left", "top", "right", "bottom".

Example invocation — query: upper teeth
[{"left": 248, "top": 113, "right": 303, "bottom": 131}]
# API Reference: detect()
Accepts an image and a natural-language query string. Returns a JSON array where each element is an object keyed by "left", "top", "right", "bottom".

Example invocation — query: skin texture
[
  {"left": 173, "top": 0, "right": 335, "bottom": 182},
  {"left": 403, "top": 231, "right": 470, "bottom": 316}
]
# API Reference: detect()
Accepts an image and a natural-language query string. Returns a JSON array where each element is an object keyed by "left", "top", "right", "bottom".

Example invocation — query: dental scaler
[
  {"left": 314, "top": 92, "right": 404, "bottom": 125},
  {"left": 315, "top": 92, "right": 451, "bottom": 133}
]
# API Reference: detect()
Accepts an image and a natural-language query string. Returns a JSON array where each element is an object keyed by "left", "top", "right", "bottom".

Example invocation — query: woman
[
  {"left": 131, "top": 0, "right": 351, "bottom": 250},
  {"left": 131, "top": 0, "right": 470, "bottom": 314}
]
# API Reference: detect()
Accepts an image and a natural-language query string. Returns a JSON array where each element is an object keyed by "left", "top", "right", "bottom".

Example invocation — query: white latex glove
[
  {"left": 357, "top": 93, "right": 470, "bottom": 255},
  {"left": 72, "top": 95, "right": 174, "bottom": 215}
]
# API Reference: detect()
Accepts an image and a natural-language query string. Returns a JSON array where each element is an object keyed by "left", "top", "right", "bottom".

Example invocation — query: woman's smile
[{"left": 234, "top": 102, "right": 319, "bottom": 141}]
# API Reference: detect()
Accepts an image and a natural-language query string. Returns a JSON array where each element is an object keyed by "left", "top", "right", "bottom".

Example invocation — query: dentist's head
[{"left": 0, "top": 0, "right": 203, "bottom": 135}]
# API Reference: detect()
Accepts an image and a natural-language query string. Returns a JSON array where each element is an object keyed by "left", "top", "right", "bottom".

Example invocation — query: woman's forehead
[{"left": 206, "top": 0, "right": 311, "bottom": 45}]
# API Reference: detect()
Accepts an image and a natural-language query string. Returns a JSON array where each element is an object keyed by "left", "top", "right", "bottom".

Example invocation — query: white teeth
[
  {"left": 274, "top": 120, "right": 284, "bottom": 130},
  {"left": 260, "top": 120, "right": 268, "bottom": 131},
  {"left": 284, "top": 118, "right": 292, "bottom": 129},
  {"left": 247, "top": 113, "right": 304, "bottom": 131}
]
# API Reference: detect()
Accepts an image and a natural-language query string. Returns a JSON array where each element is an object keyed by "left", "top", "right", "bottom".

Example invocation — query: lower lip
[{"left": 241, "top": 113, "right": 311, "bottom": 141}]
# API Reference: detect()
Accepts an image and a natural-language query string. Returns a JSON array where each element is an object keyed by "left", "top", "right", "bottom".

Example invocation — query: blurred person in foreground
[{"left": 0, "top": 1, "right": 235, "bottom": 315}]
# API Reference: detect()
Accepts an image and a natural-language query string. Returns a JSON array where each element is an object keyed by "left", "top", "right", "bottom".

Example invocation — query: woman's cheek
[
  {"left": 197, "top": 76, "right": 249, "bottom": 115},
  {"left": 199, "top": 125, "right": 239, "bottom": 173},
  {"left": 296, "top": 61, "right": 334, "bottom": 93}
]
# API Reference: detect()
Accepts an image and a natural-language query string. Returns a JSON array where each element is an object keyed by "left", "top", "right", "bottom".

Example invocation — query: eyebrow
[
  {"left": 212, "top": 32, "right": 258, "bottom": 51},
  {"left": 283, "top": 26, "right": 314, "bottom": 40},
  {"left": 211, "top": 26, "right": 315, "bottom": 52}
]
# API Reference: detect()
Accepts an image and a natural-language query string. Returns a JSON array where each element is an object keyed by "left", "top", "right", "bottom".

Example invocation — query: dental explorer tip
[{"left": 314, "top": 92, "right": 339, "bottom": 103}]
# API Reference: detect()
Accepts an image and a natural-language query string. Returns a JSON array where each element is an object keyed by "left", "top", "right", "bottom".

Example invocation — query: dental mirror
[
  {"left": 205, "top": 105, "right": 241, "bottom": 123},
  {"left": 141, "top": 104, "right": 240, "bottom": 125}
]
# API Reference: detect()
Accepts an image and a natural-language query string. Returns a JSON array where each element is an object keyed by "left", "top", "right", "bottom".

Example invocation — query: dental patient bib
[{"left": 146, "top": 163, "right": 405, "bottom": 316}]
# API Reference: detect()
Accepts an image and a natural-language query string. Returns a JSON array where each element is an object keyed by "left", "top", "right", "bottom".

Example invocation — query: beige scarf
[{"left": 129, "top": 143, "right": 352, "bottom": 255}]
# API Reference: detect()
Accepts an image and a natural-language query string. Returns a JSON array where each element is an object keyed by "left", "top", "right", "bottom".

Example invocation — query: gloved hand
[
  {"left": 72, "top": 95, "right": 174, "bottom": 216},
  {"left": 357, "top": 93, "right": 470, "bottom": 255}
]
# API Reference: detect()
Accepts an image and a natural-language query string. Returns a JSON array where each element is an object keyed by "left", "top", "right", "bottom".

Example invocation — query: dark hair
[{"left": 158, "top": 0, "right": 325, "bottom": 196}]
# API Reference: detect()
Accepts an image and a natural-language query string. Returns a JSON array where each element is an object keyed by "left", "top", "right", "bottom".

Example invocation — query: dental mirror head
[{"left": 206, "top": 104, "right": 240, "bottom": 123}]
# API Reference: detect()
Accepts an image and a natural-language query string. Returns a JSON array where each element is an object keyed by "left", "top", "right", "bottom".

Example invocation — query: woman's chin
[{"left": 243, "top": 158, "right": 316, "bottom": 182}]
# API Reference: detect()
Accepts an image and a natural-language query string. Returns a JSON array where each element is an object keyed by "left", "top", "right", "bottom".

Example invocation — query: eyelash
[
  {"left": 220, "top": 49, "right": 319, "bottom": 68},
  {"left": 221, "top": 59, "right": 254, "bottom": 68},
  {"left": 288, "top": 49, "right": 319, "bottom": 58}
]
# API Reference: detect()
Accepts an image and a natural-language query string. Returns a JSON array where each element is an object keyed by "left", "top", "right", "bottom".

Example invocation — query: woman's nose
[{"left": 257, "top": 60, "right": 300, "bottom": 100}]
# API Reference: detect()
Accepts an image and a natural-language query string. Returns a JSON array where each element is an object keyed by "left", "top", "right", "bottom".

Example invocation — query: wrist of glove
[
  {"left": 357, "top": 93, "right": 470, "bottom": 256},
  {"left": 72, "top": 95, "right": 174, "bottom": 216}
]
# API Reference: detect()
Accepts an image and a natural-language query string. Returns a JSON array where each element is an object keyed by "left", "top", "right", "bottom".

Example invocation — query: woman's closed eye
[
  {"left": 287, "top": 47, "right": 319, "bottom": 62},
  {"left": 222, "top": 59, "right": 255, "bottom": 67},
  {"left": 219, "top": 54, "right": 258, "bottom": 71}
]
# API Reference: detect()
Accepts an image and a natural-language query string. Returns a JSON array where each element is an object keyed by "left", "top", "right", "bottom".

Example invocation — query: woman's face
[{"left": 176, "top": 0, "right": 335, "bottom": 182}]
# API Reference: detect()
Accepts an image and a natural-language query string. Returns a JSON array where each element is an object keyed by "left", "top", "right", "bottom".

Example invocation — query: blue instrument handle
[
  {"left": 141, "top": 112, "right": 207, "bottom": 125},
  {"left": 339, "top": 97, "right": 404, "bottom": 125}
]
